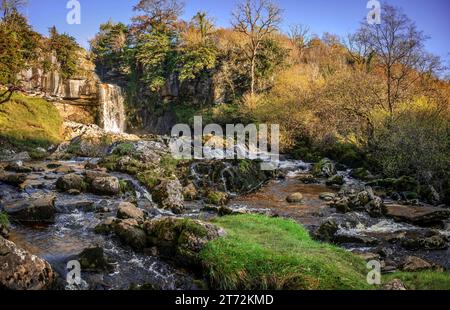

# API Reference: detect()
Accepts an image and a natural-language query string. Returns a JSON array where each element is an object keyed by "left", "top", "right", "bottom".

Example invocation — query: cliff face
[
  {"left": 19, "top": 49, "right": 99, "bottom": 101},
  {"left": 18, "top": 49, "right": 126, "bottom": 134}
]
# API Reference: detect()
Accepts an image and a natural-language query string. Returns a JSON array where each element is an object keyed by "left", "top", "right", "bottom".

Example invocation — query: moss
[
  {"left": 206, "top": 191, "right": 229, "bottom": 206},
  {"left": 0, "top": 93, "right": 63, "bottom": 150},
  {"left": 200, "top": 215, "right": 372, "bottom": 290},
  {"left": 113, "top": 142, "right": 136, "bottom": 156},
  {"left": 0, "top": 212, "right": 9, "bottom": 227},
  {"left": 383, "top": 271, "right": 450, "bottom": 290}
]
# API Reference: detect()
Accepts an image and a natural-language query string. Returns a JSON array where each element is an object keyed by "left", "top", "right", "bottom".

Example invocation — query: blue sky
[{"left": 25, "top": 0, "right": 449, "bottom": 63}]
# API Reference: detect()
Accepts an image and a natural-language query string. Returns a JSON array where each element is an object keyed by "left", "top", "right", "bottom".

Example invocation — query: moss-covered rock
[
  {"left": 189, "top": 159, "right": 274, "bottom": 195},
  {"left": 114, "top": 219, "right": 147, "bottom": 251},
  {"left": 56, "top": 173, "right": 85, "bottom": 192},
  {"left": 312, "top": 158, "right": 336, "bottom": 178},
  {"left": 0, "top": 172, "right": 27, "bottom": 187},
  {"left": 152, "top": 179, "right": 184, "bottom": 214},
  {"left": 4, "top": 194, "right": 56, "bottom": 223},
  {"left": 144, "top": 217, "right": 225, "bottom": 269},
  {"left": 206, "top": 191, "right": 229, "bottom": 206},
  {"left": 326, "top": 175, "right": 344, "bottom": 186},
  {"left": 77, "top": 247, "right": 114, "bottom": 272}
]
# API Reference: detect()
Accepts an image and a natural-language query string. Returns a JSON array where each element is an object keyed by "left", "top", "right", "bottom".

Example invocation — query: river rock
[
  {"left": 383, "top": 279, "right": 406, "bottom": 290},
  {"left": 94, "top": 217, "right": 117, "bottom": 234},
  {"left": 91, "top": 176, "right": 120, "bottom": 196},
  {"left": 152, "top": 179, "right": 184, "bottom": 214},
  {"left": 334, "top": 233, "right": 379, "bottom": 246},
  {"left": 315, "top": 219, "right": 339, "bottom": 242},
  {"left": 0, "top": 237, "right": 55, "bottom": 290},
  {"left": 117, "top": 202, "right": 145, "bottom": 221},
  {"left": 326, "top": 175, "right": 344, "bottom": 186},
  {"left": 286, "top": 192, "right": 304, "bottom": 203},
  {"left": 0, "top": 172, "right": 27, "bottom": 187},
  {"left": 77, "top": 247, "right": 114, "bottom": 272},
  {"left": 385, "top": 204, "right": 450, "bottom": 226},
  {"left": 183, "top": 183, "right": 198, "bottom": 201},
  {"left": 114, "top": 219, "right": 147, "bottom": 251},
  {"left": 144, "top": 217, "right": 225, "bottom": 268},
  {"left": 206, "top": 191, "right": 229, "bottom": 206},
  {"left": 401, "top": 256, "right": 433, "bottom": 272},
  {"left": 4, "top": 195, "right": 56, "bottom": 223},
  {"left": 5, "top": 161, "right": 33, "bottom": 173},
  {"left": 56, "top": 173, "right": 85, "bottom": 192},
  {"left": 400, "top": 231, "right": 448, "bottom": 250},
  {"left": 312, "top": 158, "right": 336, "bottom": 178},
  {"left": 319, "top": 192, "right": 336, "bottom": 201}
]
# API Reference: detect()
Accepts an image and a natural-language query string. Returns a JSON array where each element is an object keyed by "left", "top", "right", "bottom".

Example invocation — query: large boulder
[
  {"left": 56, "top": 173, "right": 85, "bottom": 192},
  {"left": 77, "top": 247, "right": 114, "bottom": 272},
  {"left": 315, "top": 219, "right": 339, "bottom": 242},
  {"left": 0, "top": 172, "right": 27, "bottom": 187},
  {"left": 0, "top": 237, "right": 55, "bottom": 290},
  {"left": 401, "top": 256, "right": 434, "bottom": 272},
  {"left": 144, "top": 217, "right": 225, "bottom": 268},
  {"left": 312, "top": 158, "right": 336, "bottom": 178},
  {"left": 117, "top": 202, "right": 145, "bottom": 221},
  {"left": 91, "top": 176, "right": 120, "bottom": 196},
  {"left": 4, "top": 194, "right": 56, "bottom": 223},
  {"left": 189, "top": 159, "right": 275, "bottom": 195},
  {"left": 152, "top": 179, "right": 184, "bottom": 214},
  {"left": 385, "top": 204, "right": 450, "bottom": 226},
  {"left": 331, "top": 188, "right": 386, "bottom": 217},
  {"left": 113, "top": 219, "right": 147, "bottom": 251},
  {"left": 400, "top": 231, "right": 448, "bottom": 250}
]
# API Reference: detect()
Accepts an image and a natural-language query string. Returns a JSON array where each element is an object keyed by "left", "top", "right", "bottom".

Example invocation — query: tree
[
  {"left": 177, "top": 12, "right": 217, "bottom": 82},
  {"left": 352, "top": 5, "right": 438, "bottom": 115},
  {"left": 130, "top": 0, "right": 184, "bottom": 92},
  {"left": 131, "top": 0, "right": 184, "bottom": 34},
  {"left": 1, "top": 0, "right": 26, "bottom": 17},
  {"left": 90, "top": 21, "right": 129, "bottom": 79},
  {"left": 232, "top": 0, "right": 282, "bottom": 95},
  {"left": 48, "top": 26, "right": 80, "bottom": 79},
  {"left": 0, "top": 9, "right": 39, "bottom": 103}
]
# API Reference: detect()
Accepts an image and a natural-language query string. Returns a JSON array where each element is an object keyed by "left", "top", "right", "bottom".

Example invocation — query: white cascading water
[{"left": 98, "top": 84, "right": 126, "bottom": 133}]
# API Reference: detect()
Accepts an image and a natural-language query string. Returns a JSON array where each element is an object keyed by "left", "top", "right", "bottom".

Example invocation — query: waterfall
[{"left": 98, "top": 84, "right": 126, "bottom": 133}]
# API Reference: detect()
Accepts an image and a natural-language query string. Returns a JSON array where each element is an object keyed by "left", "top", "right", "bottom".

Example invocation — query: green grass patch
[
  {"left": 200, "top": 215, "right": 372, "bottom": 290},
  {"left": 0, "top": 212, "right": 9, "bottom": 227},
  {"left": 383, "top": 271, "right": 450, "bottom": 290},
  {"left": 0, "top": 93, "right": 63, "bottom": 149}
]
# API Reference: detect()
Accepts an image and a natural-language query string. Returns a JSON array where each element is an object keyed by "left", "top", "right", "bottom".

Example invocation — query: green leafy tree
[
  {"left": 0, "top": 10, "right": 39, "bottom": 103},
  {"left": 177, "top": 12, "right": 218, "bottom": 82},
  {"left": 90, "top": 21, "right": 129, "bottom": 79},
  {"left": 129, "top": 0, "right": 183, "bottom": 92},
  {"left": 48, "top": 26, "right": 79, "bottom": 79}
]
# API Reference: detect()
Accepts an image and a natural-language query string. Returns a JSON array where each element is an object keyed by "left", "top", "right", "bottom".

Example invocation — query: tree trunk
[{"left": 250, "top": 54, "right": 256, "bottom": 96}]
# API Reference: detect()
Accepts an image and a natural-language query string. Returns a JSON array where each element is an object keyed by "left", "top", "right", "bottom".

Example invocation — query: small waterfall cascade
[{"left": 98, "top": 84, "right": 126, "bottom": 133}]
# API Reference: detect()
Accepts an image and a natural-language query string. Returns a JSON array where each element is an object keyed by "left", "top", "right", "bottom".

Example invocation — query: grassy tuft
[
  {"left": 200, "top": 215, "right": 372, "bottom": 290},
  {"left": 383, "top": 271, "right": 450, "bottom": 290}
]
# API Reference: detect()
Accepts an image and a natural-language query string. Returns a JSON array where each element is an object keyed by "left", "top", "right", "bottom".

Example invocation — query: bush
[{"left": 370, "top": 98, "right": 450, "bottom": 190}]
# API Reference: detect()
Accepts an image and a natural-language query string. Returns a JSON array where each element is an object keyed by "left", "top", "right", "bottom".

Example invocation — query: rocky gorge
[
  {"left": 0, "top": 24, "right": 449, "bottom": 291},
  {"left": 0, "top": 113, "right": 449, "bottom": 290}
]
